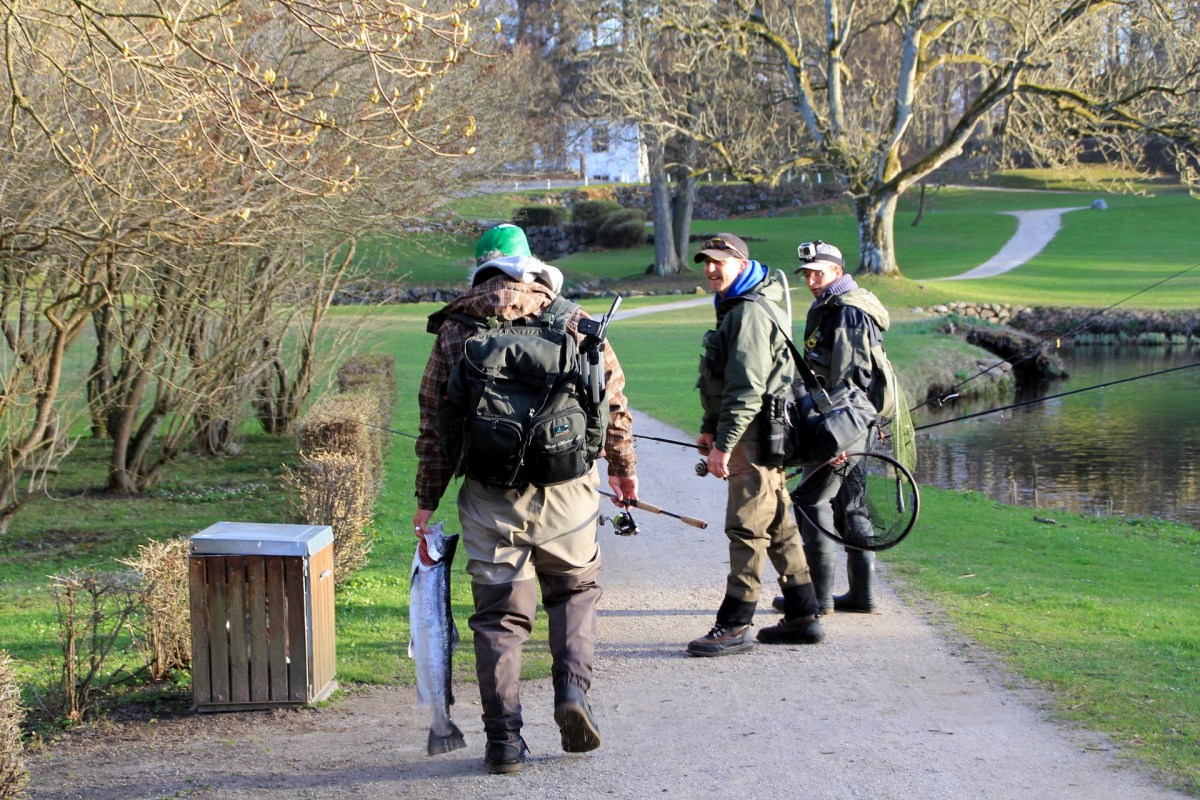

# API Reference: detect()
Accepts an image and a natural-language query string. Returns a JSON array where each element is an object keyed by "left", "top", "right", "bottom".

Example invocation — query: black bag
[
  {"left": 787, "top": 376, "right": 876, "bottom": 466},
  {"left": 436, "top": 295, "right": 607, "bottom": 489},
  {"left": 744, "top": 291, "right": 877, "bottom": 467}
]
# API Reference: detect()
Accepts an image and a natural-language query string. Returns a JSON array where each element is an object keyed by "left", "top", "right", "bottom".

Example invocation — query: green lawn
[{"left": 355, "top": 186, "right": 1200, "bottom": 311}]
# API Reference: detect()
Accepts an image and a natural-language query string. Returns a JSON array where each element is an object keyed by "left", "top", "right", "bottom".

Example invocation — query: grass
[
  {"left": 2, "top": 180, "right": 1199, "bottom": 792},
  {"left": 353, "top": 185, "right": 1200, "bottom": 311},
  {"left": 886, "top": 488, "right": 1199, "bottom": 790}
]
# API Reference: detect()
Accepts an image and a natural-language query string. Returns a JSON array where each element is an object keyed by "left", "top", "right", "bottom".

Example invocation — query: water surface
[{"left": 912, "top": 346, "right": 1200, "bottom": 530}]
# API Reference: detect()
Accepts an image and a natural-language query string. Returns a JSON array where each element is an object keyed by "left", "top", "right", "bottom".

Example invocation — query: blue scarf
[{"left": 717, "top": 259, "right": 768, "bottom": 305}]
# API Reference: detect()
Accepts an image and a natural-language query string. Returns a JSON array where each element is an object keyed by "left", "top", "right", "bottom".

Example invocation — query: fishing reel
[
  {"left": 695, "top": 459, "right": 710, "bottom": 477},
  {"left": 600, "top": 508, "right": 639, "bottom": 536}
]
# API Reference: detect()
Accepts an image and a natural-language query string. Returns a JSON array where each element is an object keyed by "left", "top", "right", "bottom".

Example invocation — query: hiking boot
[
  {"left": 687, "top": 623, "right": 754, "bottom": 657},
  {"left": 756, "top": 615, "right": 826, "bottom": 645},
  {"left": 554, "top": 684, "right": 602, "bottom": 753},
  {"left": 484, "top": 735, "right": 529, "bottom": 775}
]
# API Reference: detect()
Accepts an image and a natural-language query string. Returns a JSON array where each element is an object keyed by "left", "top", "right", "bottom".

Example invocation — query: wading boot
[
  {"left": 833, "top": 549, "right": 877, "bottom": 613},
  {"left": 688, "top": 596, "right": 756, "bottom": 657},
  {"left": 484, "top": 734, "right": 529, "bottom": 775},
  {"left": 554, "top": 683, "right": 601, "bottom": 753},
  {"left": 760, "top": 582, "right": 825, "bottom": 644}
]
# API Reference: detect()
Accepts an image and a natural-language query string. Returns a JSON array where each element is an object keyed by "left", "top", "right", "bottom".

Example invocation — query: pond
[{"left": 911, "top": 346, "right": 1200, "bottom": 530}]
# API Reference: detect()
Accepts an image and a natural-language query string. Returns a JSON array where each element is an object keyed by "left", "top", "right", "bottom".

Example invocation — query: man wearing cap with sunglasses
[
  {"left": 689, "top": 232, "right": 826, "bottom": 657},
  {"left": 790, "top": 239, "right": 890, "bottom": 614}
]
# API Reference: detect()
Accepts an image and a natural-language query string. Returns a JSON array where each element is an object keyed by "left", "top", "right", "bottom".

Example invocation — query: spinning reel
[{"left": 600, "top": 508, "right": 640, "bottom": 536}]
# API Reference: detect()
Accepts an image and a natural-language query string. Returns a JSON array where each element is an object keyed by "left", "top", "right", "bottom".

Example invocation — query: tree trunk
[
  {"left": 669, "top": 167, "right": 696, "bottom": 267},
  {"left": 646, "top": 131, "right": 683, "bottom": 276},
  {"left": 855, "top": 191, "right": 902, "bottom": 276}
]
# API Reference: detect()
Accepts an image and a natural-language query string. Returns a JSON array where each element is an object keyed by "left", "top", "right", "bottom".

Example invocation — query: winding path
[{"left": 938, "top": 207, "right": 1087, "bottom": 280}]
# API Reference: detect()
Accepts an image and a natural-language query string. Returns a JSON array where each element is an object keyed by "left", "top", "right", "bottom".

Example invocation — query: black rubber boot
[
  {"left": 805, "top": 545, "right": 835, "bottom": 614},
  {"left": 833, "top": 549, "right": 876, "bottom": 613}
]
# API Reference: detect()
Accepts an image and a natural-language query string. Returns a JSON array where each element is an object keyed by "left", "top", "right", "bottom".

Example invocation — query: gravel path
[{"left": 25, "top": 412, "right": 1188, "bottom": 800}]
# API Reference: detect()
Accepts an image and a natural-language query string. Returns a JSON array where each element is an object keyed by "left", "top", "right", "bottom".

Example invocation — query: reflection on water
[{"left": 912, "top": 346, "right": 1200, "bottom": 530}]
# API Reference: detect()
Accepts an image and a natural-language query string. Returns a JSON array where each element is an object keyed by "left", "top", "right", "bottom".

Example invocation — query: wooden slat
[
  {"left": 265, "top": 556, "right": 288, "bottom": 701},
  {"left": 310, "top": 545, "right": 337, "bottom": 696},
  {"left": 226, "top": 556, "right": 249, "bottom": 704},
  {"left": 247, "top": 558, "right": 269, "bottom": 702},
  {"left": 207, "top": 556, "right": 230, "bottom": 704},
  {"left": 188, "top": 557, "right": 212, "bottom": 707},
  {"left": 283, "top": 556, "right": 309, "bottom": 702}
]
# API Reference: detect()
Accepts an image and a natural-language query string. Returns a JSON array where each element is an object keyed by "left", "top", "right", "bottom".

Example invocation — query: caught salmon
[{"left": 408, "top": 521, "right": 467, "bottom": 755}]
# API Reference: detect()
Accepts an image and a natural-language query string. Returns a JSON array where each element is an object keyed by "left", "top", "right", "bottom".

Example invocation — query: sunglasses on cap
[{"left": 703, "top": 236, "right": 747, "bottom": 261}]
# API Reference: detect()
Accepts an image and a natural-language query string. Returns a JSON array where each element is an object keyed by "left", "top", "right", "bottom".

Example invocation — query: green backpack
[{"left": 437, "top": 295, "right": 607, "bottom": 488}]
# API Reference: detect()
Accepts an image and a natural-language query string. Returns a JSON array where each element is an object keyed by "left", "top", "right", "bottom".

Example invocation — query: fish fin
[
  {"left": 449, "top": 620, "right": 459, "bottom": 654},
  {"left": 426, "top": 721, "right": 466, "bottom": 756},
  {"left": 407, "top": 638, "right": 414, "bottom": 659}
]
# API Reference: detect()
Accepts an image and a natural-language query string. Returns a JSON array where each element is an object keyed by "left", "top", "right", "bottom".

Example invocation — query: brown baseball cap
[{"left": 694, "top": 233, "right": 749, "bottom": 263}]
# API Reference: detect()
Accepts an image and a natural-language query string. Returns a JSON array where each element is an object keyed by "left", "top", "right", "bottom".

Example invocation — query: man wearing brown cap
[{"left": 689, "top": 233, "right": 825, "bottom": 656}]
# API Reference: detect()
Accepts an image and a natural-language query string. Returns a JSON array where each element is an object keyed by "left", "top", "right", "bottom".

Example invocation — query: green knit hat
[{"left": 475, "top": 224, "right": 531, "bottom": 264}]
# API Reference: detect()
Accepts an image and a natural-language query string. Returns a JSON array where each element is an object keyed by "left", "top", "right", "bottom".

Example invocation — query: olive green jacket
[
  {"left": 802, "top": 285, "right": 890, "bottom": 392},
  {"left": 697, "top": 270, "right": 797, "bottom": 454}
]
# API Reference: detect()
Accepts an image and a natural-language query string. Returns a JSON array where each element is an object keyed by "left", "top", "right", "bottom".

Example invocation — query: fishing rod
[
  {"left": 629, "top": 361, "right": 1198, "bottom": 447},
  {"left": 597, "top": 489, "right": 708, "bottom": 530},
  {"left": 909, "top": 261, "right": 1200, "bottom": 415},
  {"left": 914, "top": 361, "right": 1200, "bottom": 431}
]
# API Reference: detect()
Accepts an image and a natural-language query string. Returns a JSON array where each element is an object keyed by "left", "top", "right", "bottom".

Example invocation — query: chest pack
[{"left": 439, "top": 295, "right": 608, "bottom": 489}]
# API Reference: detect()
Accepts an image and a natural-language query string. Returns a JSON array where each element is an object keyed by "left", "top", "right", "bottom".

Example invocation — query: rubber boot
[
  {"left": 833, "top": 549, "right": 876, "bottom": 613},
  {"left": 805, "top": 545, "right": 835, "bottom": 615}
]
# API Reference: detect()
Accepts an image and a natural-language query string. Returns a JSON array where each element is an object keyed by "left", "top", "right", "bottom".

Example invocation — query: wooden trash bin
[{"left": 189, "top": 521, "right": 337, "bottom": 712}]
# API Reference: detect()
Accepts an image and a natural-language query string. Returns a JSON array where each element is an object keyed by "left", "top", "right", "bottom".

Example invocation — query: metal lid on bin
[{"left": 190, "top": 521, "right": 334, "bottom": 557}]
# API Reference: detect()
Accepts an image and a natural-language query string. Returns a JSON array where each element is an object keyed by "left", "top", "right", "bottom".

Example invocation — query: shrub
[
  {"left": 596, "top": 208, "right": 648, "bottom": 248},
  {"left": 283, "top": 453, "right": 374, "bottom": 582},
  {"left": 297, "top": 390, "right": 385, "bottom": 480},
  {"left": 336, "top": 355, "right": 397, "bottom": 457},
  {"left": 121, "top": 538, "right": 191, "bottom": 682},
  {"left": 571, "top": 199, "right": 624, "bottom": 243},
  {"left": 513, "top": 205, "right": 566, "bottom": 227},
  {"left": 292, "top": 391, "right": 384, "bottom": 582},
  {"left": 0, "top": 652, "right": 28, "bottom": 800},
  {"left": 50, "top": 569, "right": 141, "bottom": 724}
]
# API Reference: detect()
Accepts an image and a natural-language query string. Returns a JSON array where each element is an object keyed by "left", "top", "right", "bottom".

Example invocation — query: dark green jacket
[
  {"left": 802, "top": 285, "right": 890, "bottom": 393},
  {"left": 698, "top": 270, "right": 796, "bottom": 453}
]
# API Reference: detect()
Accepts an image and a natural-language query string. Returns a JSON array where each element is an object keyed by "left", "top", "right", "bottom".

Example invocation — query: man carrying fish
[{"left": 413, "top": 224, "right": 639, "bottom": 774}]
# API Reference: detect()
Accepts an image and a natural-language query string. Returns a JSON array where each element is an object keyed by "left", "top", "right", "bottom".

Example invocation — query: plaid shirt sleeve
[
  {"left": 414, "top": 321, "right": 469, "bottom": 512},
  {"left": 599, "top": 335, "right": 636, "bottom": 478}
]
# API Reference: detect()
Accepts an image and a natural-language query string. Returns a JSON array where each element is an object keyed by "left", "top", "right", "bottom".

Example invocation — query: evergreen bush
[
  {"left": 514, "top": 205, "right": 566, "bottom": 227},
  {"left": 571, "top": 199, "right": 624, "bottom": 243},
  {"left": 596, "top": 208, "right": 648, "bottom": 248}
]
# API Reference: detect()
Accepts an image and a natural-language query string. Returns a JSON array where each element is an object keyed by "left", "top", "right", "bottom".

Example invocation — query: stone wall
[{"left": 918, "top": 301, "right": 1200, "bottom": 344}]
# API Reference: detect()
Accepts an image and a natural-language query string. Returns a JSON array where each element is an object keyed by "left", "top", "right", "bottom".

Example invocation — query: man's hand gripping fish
[{"left": 408, "top": 521, "right": 467, "bottom": 755}]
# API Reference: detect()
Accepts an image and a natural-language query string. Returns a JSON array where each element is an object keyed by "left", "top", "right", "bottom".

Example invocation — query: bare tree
[
  {"left": 653, "top": 0, "right": 1200, "bottom": 275},
  {"left": 574, "top": 11, "right": 706, "bottom": 275},
  {"left": 0, "top": 0, "right": 538, "bottom": 510}
]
